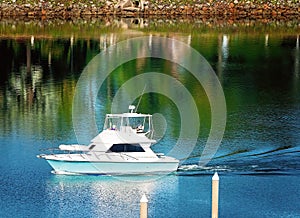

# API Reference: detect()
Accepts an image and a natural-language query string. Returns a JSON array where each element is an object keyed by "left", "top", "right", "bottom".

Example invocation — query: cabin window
[{"left": 108, "top": 144, "right": 145, "bottom": 152}]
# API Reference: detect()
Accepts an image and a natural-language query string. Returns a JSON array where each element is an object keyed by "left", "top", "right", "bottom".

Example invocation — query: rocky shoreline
[{"left": 0, "top": 0, "right": 300, "bottom": 19}]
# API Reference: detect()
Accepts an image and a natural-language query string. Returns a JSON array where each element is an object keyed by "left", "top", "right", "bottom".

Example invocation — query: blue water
[
  {"left": 1, "top": 134, "right": 300, "bottom": 217},
  {"left": 1, "top": 22, "right": 300, "bottom": 217}
]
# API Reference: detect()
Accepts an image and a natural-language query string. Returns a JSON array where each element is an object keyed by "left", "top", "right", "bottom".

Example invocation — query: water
[{"left": 0, "top": 18, "right": 300, "bottom": 217}]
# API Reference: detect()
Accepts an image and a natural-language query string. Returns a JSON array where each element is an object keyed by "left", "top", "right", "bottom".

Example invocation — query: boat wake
[
  {"left": 175, "top": 143, "right": 300, "bottom": 176},
  {"left": 178, "top": 164, "right": 232, "bottom": 172},
  {"left": 176, "top": 163, "right": 299, "bottom": 176}
]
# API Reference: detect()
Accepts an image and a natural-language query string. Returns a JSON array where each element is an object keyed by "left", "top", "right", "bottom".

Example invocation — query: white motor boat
[{"left": 38, "top": 105, "right": 179, "bottom": 175}]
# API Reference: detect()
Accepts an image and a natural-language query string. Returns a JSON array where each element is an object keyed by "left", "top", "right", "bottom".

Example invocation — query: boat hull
[{"left": 46, "top": 159, "right": 179, "bottom": 175}]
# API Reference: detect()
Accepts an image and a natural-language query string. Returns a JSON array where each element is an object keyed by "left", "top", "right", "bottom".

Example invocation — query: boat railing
[
  {"left": 38, "top": 147, "right": 84, "bottom": 155},
  {"left": 37, "top": 152, "right": 73, "bottom": 159},
  {"left": 39, "top": 148, "right": 61, "bottom": 152},
  {"left": 39, "top": 148, "right": 62, "bottom": 155},
  {"left": 144, "top": 130, "right": 154, "bottom": 139},
  {"left": 120, "top": 153, "right": 139, "bottom": 160}
]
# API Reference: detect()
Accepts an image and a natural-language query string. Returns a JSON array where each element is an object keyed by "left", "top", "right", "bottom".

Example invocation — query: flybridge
[{"left": 104, "top": 105, "right": 154, "bottom": 139}]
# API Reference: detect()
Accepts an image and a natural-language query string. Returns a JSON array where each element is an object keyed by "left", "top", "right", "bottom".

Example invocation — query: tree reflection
[{"left": 0, "top": 28, "right": 299, "bottom": 150}]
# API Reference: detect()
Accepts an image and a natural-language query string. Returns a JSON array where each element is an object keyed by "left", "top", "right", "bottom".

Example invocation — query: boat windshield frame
[{"left": 104, "top": 113, "right": 154, "bottom": 138}]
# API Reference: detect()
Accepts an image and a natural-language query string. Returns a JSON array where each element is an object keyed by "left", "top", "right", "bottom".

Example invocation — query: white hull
[{"left": 46, "top": 159, "right": 179, "bottom": 175}]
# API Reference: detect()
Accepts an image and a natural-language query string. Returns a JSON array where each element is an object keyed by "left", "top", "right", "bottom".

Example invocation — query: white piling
[
  {"left": 140, "top": 194, "right": 148, "bottom": 218},
  {"left": 211, "top": 172, "right": 219, "bottom": 218}
]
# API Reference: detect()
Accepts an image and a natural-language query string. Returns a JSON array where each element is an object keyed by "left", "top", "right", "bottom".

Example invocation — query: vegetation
[
  {"left": 2, "top": 0, "right": 299, "bottom": 3},
  {"left": 0, "top": 17, "right": 299, "bottom": 41},
  {"left": 1, "top": 0, "right": 300, "bottom": 6}
]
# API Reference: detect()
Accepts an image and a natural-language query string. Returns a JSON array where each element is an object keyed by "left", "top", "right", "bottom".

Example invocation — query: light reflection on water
[{"left": 45, "top": 175, "right": 173, "bottom": 217}]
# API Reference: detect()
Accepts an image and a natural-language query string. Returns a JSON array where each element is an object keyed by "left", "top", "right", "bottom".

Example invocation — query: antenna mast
[{"left": 135, "top": 85, "right": 147, "bottom": 112}]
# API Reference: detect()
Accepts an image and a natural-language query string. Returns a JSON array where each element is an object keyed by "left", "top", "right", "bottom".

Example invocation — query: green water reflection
[{"left": 0, "top": 19, "right": 299, "bottom": 164}]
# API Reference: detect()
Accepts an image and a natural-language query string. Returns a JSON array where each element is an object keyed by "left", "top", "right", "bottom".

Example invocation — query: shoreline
[{"left": 0, "top": 1, "right": 299, "bottom": 19}]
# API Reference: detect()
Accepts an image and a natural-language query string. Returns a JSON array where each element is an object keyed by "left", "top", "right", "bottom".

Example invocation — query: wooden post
[
  {"left": 212, "top": 172, "right": 219, "bottom": 218},
  {"left": 140, "top": 194, "right": 148, "bottom": 218}
]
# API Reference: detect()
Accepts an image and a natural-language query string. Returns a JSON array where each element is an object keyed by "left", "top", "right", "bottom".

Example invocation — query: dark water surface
[{"left": 0, "top": 18, "right": 299, "bottom": 217}]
